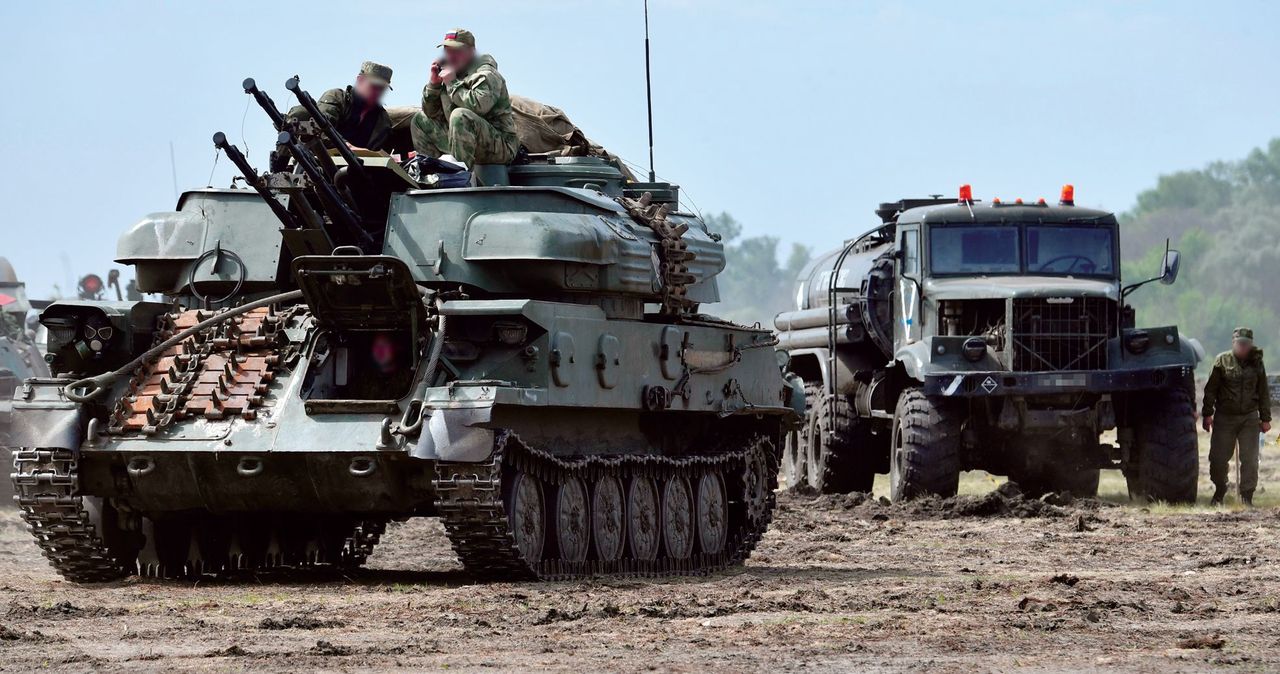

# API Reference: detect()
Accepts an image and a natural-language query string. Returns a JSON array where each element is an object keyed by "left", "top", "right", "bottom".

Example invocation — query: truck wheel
[
  {"left": 1129, "top": 389, "right": 1198, "bottom": 504},
  {"left": 805, "top": 388, "right": 875, "bottom": 494},
  {"left": 780, "top": 385, "right": 818, "bottom": 490},
  {"left": 890, "top": 388, "right": 962, "bottom": 502}
]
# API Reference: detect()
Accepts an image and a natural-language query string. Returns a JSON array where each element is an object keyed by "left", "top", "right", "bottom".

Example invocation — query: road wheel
[
  {"left": 507, "top": 471, "right": 547, "bottom": 563},
  {"left": 804, "top": 387, "right": 875, "bottom": 494},
  {"left": 890, "top": 388, "right": 962, "bottom": 502},
  {"left": 1129, "top": 389, "right": 1198, "bottom": 504}
]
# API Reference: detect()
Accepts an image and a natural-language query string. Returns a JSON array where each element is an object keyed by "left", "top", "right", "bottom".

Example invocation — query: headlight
[
  {"left": 1125, "top": 330, "right": 1151, "bottom": 354},
  {"left": 962, "top": 337, "right": 987, "bottom": 362}
]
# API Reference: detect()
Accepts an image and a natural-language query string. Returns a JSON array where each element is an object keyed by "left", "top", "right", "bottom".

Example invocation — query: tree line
[{"left": 1123, "top": 138, "right": 1280, "bottom": 361}]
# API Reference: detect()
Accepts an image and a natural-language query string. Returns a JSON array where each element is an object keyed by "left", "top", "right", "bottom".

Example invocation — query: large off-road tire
[
  {"left": 1128, "top": 388, "right": 1198, "bottom": 504},
  {"left": 780, "top": 385, "right": 817, "bottom": 490},
  {"left": 890, "top": 388, "right": 962, "bottom": 502},
  {"left": 804, "top": 387, "right": 875, "bottom": 494}
]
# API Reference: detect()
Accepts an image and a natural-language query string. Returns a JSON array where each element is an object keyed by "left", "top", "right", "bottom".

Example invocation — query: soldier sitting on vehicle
[
  {"left": 287, "top": 61, "right": 395, "bottom": 152},
  {"left": 411, "top": 29, "right": 519, "bottom": 168},
  {"left": 1202, "top": 327, "right": 1271, "bottom": 506}
]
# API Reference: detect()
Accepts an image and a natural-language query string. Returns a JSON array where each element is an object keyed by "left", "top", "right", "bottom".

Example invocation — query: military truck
[
  {"left": 6, "top": 75, "right": 801, "bottom": 582},
  {"left": 777, "top": 185, "right": 1202, "bottom": 503},
  {"left": 0, "top": 257, "right": 51, "bottom": 507}
]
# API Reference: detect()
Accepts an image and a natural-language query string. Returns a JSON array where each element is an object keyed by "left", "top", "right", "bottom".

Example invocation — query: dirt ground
[{"left": 2, "top": 438, "right": 1278, "bottom": 673}]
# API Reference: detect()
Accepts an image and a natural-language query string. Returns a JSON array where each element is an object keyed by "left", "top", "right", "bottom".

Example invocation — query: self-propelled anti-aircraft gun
[{"left": 7, "top": 75, "right": 802, "bottom": 582}]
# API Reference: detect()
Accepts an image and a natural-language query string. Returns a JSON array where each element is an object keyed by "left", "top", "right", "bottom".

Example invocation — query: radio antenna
[{"left": 643, "top": 0, "right": 656, "bottom": 182}]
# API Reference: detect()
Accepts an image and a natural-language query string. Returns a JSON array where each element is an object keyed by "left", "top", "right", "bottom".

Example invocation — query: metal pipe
[{"left": 775, "top": 305, "right": 853, "bottom": 332}]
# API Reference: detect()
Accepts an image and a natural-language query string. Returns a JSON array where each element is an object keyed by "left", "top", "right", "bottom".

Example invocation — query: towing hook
[{"left": 375, "top": 417, "right": 400, "bottom": 450}]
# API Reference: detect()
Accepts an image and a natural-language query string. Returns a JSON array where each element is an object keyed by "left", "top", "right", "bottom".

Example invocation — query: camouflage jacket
[
  {"left": 421, "top": 54, "right": 518, "bottom": 140},
  {"left": 1202, "top": 348, "right": 1272, "bottom": 421},
  {"left": 287, "top": 86, "right": 392, "bottom": 151}
]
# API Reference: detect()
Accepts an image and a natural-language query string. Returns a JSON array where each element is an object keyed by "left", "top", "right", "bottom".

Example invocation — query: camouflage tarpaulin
[{"left": 387, "top": 95, "right": 634, "bottom": 178}]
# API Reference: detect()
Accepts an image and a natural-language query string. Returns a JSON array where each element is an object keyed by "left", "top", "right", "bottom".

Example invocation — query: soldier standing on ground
[
  {"left": 287, "top": 61, "right": 395, "bottom": 152},
  {"left": 1201, "top": 327, "right": 1271, "bottom": 506},
  {"left": 411, "top": 29, "right": 519, "bottom": 167}
]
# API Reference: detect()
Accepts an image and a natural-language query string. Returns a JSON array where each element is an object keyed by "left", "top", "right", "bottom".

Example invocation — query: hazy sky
[{"left": 1, "top": 0, "right": 1277, "bottom": 298}]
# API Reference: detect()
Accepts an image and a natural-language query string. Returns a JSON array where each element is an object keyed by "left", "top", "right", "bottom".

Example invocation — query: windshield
[
  {"left": 927, "top": 224, "right": 1117, "bottom": 277},
  {"left": 929, "top": 226, "right": 1020, "bottom": 275},
  {"left": 1026, "top": 226, "right": 1115, "bottom": 277}
]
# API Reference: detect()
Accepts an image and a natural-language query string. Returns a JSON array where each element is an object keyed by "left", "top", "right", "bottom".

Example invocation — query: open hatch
[{"left": 292, "top": 255, "right": 426, "bottom": 413}]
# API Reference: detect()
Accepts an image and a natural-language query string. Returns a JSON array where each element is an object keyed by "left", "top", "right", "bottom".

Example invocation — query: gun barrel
[
  {"left": 213, "top": 132, "right": 299, "bottom": 230},
  {"left": 284, "top": 76, "right": 370, "bottom": 182},
  {"left": 276, "top": 131, "right": 375, "bottom": 252},
  {"left": 243, "top": 77, "right": 288, "bottom": 131}
]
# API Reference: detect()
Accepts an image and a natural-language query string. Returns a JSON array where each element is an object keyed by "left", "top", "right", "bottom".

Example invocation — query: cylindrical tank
[{"left": 775, "top": 237, "right": 894, "bottom": 357}]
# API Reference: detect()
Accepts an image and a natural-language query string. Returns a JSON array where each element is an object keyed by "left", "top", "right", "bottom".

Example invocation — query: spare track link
[
  {"left": 433, "top": 431, "right": 778, "bottom": 581},
  {"left": 11, "top": 448, "right": 131, "bottom": 582},
  {"left": 108, "top": 305, "right": 291, "bottom": 435},
  {"left": 619, "top": 192, "right": 698, "bottom": 316}
]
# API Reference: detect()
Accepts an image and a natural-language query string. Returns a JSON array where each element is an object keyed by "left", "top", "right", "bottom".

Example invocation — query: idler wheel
[
  {"left": 507, "top": 471, "right": 546, "bottom": 563},
  {"left": 591, "top": 475, "right": 625, "bottom": 562},
  {"left": 554, "top": 476, "right": 590, "bottom": 563},
  {"left": 626, "top": 476, "right": 660, "bottom": 561},
  {"left": 661, "top": 476, "right": 694, "bottom": 560},
  {"left": 696, "top": 473, "right": 728, "bottom": 554}
]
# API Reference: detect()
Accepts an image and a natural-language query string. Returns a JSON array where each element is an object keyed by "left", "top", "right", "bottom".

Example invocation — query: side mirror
[{"left": 1160, "top": 249, "right": 1181, "bottom": 285}]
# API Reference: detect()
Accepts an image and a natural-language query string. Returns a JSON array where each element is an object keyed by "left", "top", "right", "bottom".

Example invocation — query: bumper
[{"left": 924, "top": 364, "right": 1193, "bottom": 398}]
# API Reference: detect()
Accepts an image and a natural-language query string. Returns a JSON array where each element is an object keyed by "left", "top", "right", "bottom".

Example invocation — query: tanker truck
[{"left": 776, "top": 185, "right": 1202, "bottom": 503}]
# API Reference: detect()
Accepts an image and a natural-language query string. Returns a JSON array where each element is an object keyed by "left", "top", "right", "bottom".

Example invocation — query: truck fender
[
  {"left": 894, "top": 341, "right": 932, "bottom": 382},
  {"left": 784, "top": 348, "right": 830, "bottom": 389}
]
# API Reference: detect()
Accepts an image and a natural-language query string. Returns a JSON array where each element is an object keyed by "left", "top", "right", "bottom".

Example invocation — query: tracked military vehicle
[
  {"left": 777, "top": 185, "right": 1201, "bottom": 503},
  {"left": 6, "top": 75, "right": 800, "bottom": 582},
  {"left": 1, "top": 257, "right": 50, "bottom": 507}
]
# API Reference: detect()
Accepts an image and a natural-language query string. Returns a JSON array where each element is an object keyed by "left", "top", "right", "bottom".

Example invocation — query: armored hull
[
  {"left": 1, "top": 257, "right": 50, "bottom": 508},
  {"left": 11, "top": 110, "right": 801, "bottom": 580}
]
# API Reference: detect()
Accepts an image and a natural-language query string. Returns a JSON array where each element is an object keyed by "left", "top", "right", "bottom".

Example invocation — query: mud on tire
[
  {"left": 809, "top": 388, "right": 876, "bottom": 494},
  {"left": 890, "top": 388, "right": 962, "bottom": 502},
  {"left": 1130, "top": 388, "right": 1198, "bottom": 504}
]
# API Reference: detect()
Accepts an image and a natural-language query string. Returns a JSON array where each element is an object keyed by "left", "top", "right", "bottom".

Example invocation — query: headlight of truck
[
  {"left": 962, "top": 337, "right": 987, "bottom": 362},
  {"left": 1124, "top": 330, "right": 1151, "bottom": 354}
]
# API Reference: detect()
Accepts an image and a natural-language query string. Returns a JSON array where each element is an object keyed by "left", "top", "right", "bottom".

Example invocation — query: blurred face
[
  {"left": 354, "top": 74, "right": 388, "bottom": 104},
  {"left": 444, "top": 46, "right": 474, "bottom": 71},
  {"left": 1233, "top": 339, "right": 1253, "bottom": 359},
  {"left": 371, "top": 333, "right": 398, "bottom": 372}
]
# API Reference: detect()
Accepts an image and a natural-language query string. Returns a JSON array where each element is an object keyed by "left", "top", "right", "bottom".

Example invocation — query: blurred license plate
[{"left": 1039, "top": 374, "right": 1087, "bottom": 387}]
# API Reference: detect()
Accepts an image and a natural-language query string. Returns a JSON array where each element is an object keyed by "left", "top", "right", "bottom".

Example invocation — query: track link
[
  {"left": 12, "top": 448, "right": 386, "bottom": 582},
  {"left": 434, "top": 430, "right": 778, "bottom": 581},
  {"left": 12, "top": 448, "right": 133, "bottom": 582}
]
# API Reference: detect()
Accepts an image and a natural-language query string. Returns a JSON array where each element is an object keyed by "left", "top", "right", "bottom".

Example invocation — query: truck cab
[{"left": 778, "top": 186, "right": 1202, "bottom": 503}]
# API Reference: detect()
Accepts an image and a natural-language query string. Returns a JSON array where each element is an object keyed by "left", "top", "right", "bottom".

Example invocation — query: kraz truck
[{"left": 777, "top": 185, "right": 1202, "bottom": 503}]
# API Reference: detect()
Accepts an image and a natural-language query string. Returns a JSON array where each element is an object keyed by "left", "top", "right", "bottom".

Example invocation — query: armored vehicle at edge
[
  {"left": 1, "top": 257, "right": 51, "bottom": 506},
  {"left": 777, "top": 185, "right": 1201, "bottom": 503},
  {"left": 7, "top": 76, "right": 801, "bottom": 582}
]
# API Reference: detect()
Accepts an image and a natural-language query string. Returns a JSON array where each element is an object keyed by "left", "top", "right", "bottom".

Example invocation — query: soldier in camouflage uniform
[
  {"left": 1201, "top": 327, "right": 1272, "bottom": 506},
  {"left": 411, "top": 29, "right": 519, "bottom": 167},
  {"left": 287, "top": 61, "right": 395, "bottom": 152}
]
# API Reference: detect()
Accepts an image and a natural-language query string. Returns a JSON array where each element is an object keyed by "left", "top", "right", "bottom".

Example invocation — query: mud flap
[
  {"left": 410, "top": 406, "right": 495, "bottom": 463},
  {"left": 7, "top": 379, "right": 86, "bottom": 449}
]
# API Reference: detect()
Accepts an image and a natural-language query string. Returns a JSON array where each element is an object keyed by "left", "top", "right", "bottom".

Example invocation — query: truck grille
[{"left": 1011, "top": 297, "right": 1112, "bottom": 372}]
